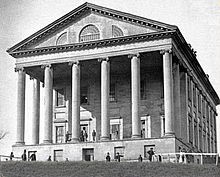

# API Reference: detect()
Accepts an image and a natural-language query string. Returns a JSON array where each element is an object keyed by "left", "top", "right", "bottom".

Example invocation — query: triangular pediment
[{"left": 7, "top": 2, "right": 177, "bottom": 53}]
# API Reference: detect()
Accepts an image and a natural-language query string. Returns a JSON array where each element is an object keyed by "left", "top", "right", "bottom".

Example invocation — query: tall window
[
  {"left": 81, "top": 86, "right": 88, "bottom": 104},
  {"left": 193, "top": 85, "right": 196, "bottom": 107},
  {"left": 187, "top": 77, "right": 191, "bottom": 101},
  {"left": 198, "top": 94, "right": 201, "bottom": 113},
  {"left": 56, "top": 126, "right": 64, "bottom": 143},
  {"left": 188, "top": 117, "right": 193, "bottom": 144},
  {"left": 199, "top": 126, "right": 202, "bottom": 151},
  {"left": 79, "top": 25, "right": 100, "bottom": 42},
  {"left": 112, "top": 25, "right": 123, "bottom": 37},
  {"left": 110, "top": 83, "right": 116, "bottom": 102},
  {"left": 194, "top": 121, "right": 198, "bottom": 147},
  {"left": 110, "top": 118, "right": 122, "bottom": 140},
  {"left": 141, "top": 116, "right": 151, "bottom": 138},
  {"left": 56, "top": 89, "right": 65, "bottom": 107}
]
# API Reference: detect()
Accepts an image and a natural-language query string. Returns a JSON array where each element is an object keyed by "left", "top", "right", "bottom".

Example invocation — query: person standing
[
  {"left": 21, "top": 149, "right": 27, "bottom": 161},
  {"left": 116, "top": 152, "right": 123, "bottom": 162},
  {"left": 92, "top": 130, "right": 96, "bottom": 142},
  {"left": 47, "top": 156, "right": 52, "bottom": 161},
  {"left": 9, "top": 152, "right": 14, "bottom": 161},
  {"left": 147, "top": 148, "right": 154, "bottom": 162},
  {"left": 138, "top": 154, "right": 143, "bottom": 162},
  {"left": 106, "top": 152, "right": 111, "bottom": 162}
]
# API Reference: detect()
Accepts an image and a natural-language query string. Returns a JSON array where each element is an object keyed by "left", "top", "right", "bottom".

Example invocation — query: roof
[{"left": 6, "top": 2, "right": 177, "bottom": 53}]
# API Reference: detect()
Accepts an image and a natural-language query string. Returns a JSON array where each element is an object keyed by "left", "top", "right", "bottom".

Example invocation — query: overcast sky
[{"left": 0, "top": 0, "right": 220, "bottom": 155}]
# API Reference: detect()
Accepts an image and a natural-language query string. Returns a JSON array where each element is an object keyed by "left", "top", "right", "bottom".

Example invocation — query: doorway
[{"left": 82, "top": 148, "right": 94, "bottom": 161}]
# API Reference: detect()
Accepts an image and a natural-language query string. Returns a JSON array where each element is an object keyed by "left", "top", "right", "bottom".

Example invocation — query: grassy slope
[{"left": 0, "top": 161, "right": 219, "bottom": 177}]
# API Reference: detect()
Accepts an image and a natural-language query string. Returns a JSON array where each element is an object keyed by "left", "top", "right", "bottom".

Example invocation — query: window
[
  {"left": 110, "top": 83, "right": 116, "bottom": 102},
  {"left": 202, "top": 98, "right": 205, "bottom": 117},
  {"left": 187, "top": 77, "right": 191, "bottom": 101},
  {"left": 54, "top": 150, "right": 63, "bottom": 161},
  {"left": 188, "top": 117, "right": 193, "bottom": 144},
  {"left": 56, "top": 126, "right": 64, "bottom": 143},
  {"left": 56, "top": 89, "right": 65, "bottom": 107},
  {"left": 141, "top": 116, "right": 151, "bottom": 138},
  {"left": 141, "top": 79, "right": 147, "bottom": 100},
  {"left": 199, "top": 126, "right": 202, "bottom": 151},
  {"left": 79, "top": 25, "right": 100, "bottom": 42},
  {"left": 194, "top": 121, "right": 198, "bottom": 147},
  {"left": 203, "top": 133, "right": 206, "bottom": 152},
  {"left": 112, "top": 25, "right": 123, "bottom": 37},
  {"left": 114, "top": 146, "right": 125, "bottom": 159},
  {"left": 81, "top": 86, "right": 88, "bottom": 104},
  {"left": 110, "top": 118, "right": 123, "bottom": 140},
  {"left": 144, "top": 145, "right": 155, "bottom": 158},
  {"left": 82, "top": 148, "right": 94, "bottom": 161},
  {"left": 56, "top": 32, "right": 67, "bottom": 45},
  {"left": 193, "top": 85, "right": 196, "bottom": 107},
  {"left": 198, "top": 94, "right": 201, "bottom": 113}
]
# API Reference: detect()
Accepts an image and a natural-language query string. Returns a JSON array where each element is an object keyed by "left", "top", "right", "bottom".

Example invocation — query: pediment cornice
[
  {"left": 7, "top": 2, "right": 177, "bottom": 53},
  {"left": 8, "top": 31, "right": 175, "bottom": 58}
]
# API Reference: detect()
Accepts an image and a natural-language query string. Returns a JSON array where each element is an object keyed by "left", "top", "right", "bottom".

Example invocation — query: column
[
  {"left": 32, "top": 78, "right": 40, "bottom": 144},
  {"left": 15, "top": 67, "right": 26, "bottom": 145},
  {"left": 71, "top": 61, "right": 80, "bottom": 142},
  {"left": 161, "top": 49, "right": 174, "bottom": 136},
  {"left": 100, "top": 58, "right": 110, "bottom": 141},
  {"left": 43, "top": 65, "right": 53, "bottom": 143},
  {"left": 130, "top": 54, "right": 141, "bottom": 139},
  {"left": 173, "top": 62, "right": 181, "bottom": 137}
]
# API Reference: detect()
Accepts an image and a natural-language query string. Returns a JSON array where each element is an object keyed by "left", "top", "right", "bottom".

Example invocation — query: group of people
[
  {"left": 105, "top": 148, "right": 156, "bottom": 163},
  {"left": 65, "top": 129, "right": 97, "bottom": 142},
  {"left": 20, "top": 150, "right": 36, "bottom": 161},
  {"left": 105, "top": 152, "right": 124, "bottom": 162}
]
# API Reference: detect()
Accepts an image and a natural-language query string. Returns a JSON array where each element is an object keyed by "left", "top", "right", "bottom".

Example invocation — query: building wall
[{"left": 12, "top": 137, "right": 176, "bottom": 161}]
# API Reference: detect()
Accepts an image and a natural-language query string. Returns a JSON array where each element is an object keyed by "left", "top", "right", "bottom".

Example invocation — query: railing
[
  {"left": 0, "top": 155, "right": 22, "bottom": 161},
  {"left": 158, "top": 152, "right": 219, "bottom": 166},
  {"left": 116, "top": 153, "right": 219, "bottom": 166}
]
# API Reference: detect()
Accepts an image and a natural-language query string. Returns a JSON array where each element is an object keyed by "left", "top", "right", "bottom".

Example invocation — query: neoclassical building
[{"left": 7, "top": 2, "right": 219, "bottom": 161}]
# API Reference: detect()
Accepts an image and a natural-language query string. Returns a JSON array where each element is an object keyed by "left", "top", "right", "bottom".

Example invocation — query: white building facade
[{"left": 7, "top": 3, "right": 219, "bottom": 161}]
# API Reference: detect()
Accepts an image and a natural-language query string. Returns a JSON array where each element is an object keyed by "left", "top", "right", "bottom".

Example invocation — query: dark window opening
[
  {"left": 81, "top": 87, "right": 88, "bottom": 104},
  {"left": 56, "top": 88, "right": 65, "bottom": 107}
]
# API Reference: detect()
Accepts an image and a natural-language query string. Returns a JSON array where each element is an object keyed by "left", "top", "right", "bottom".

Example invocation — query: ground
[{"left": 0, "top": 161, "right": 219, "bottom": 177}]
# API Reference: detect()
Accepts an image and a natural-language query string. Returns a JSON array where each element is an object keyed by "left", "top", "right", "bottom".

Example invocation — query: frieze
[{"left": 9, "top": 31, "right": 174, "bottom": 58}]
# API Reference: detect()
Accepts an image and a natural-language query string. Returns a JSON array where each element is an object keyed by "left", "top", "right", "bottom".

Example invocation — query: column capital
[
  {"left": 160, "top": 49, "right": 172, "bottom": 55},
  {"left": 98, "top": 57, "right": 109, "bottom": 63},
  {"left": 68, "top": 60, "right": 80, "bottom": 66},
  {"left": 41, "top": 64, "right": 52, "bottom": 69},
  {"left": 128, "top": 53, "right": 140, "bottom": 59},
  {"left": 14, "top": 67, "right": 25, "bottom": 72}
]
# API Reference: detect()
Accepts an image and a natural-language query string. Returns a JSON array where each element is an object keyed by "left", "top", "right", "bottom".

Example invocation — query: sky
[{"left": 0, "top": 0, "right": 220, "bottom": 155}]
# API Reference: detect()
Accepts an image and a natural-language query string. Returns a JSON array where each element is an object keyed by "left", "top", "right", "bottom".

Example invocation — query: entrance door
[{"left": 82, "top": 148, "right": 94, "bottom": 161}]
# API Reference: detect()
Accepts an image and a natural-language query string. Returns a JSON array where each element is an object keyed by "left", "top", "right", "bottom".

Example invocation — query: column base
[
  {"left": 132, "top": 135, "right": 141, "bottom": 139},
  {"left": 14, "top": 142, "right": 25, "bottom": 146},
  {"left": 164, "top": 132, "right": 175, "bottom": 137},
  {"left": 42, "top": 140, "right": 52, "bottom": 144},
  {"left": 71, "top": 138, "right": 80, "bottom": 143},
  {"left": 100, "top": 136, "right": 110, "bottom": 141}
]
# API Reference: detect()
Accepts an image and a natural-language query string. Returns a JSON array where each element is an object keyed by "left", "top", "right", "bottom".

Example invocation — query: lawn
[{"left": 0, "top": 161, "right": 219, "bottom": 177}]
